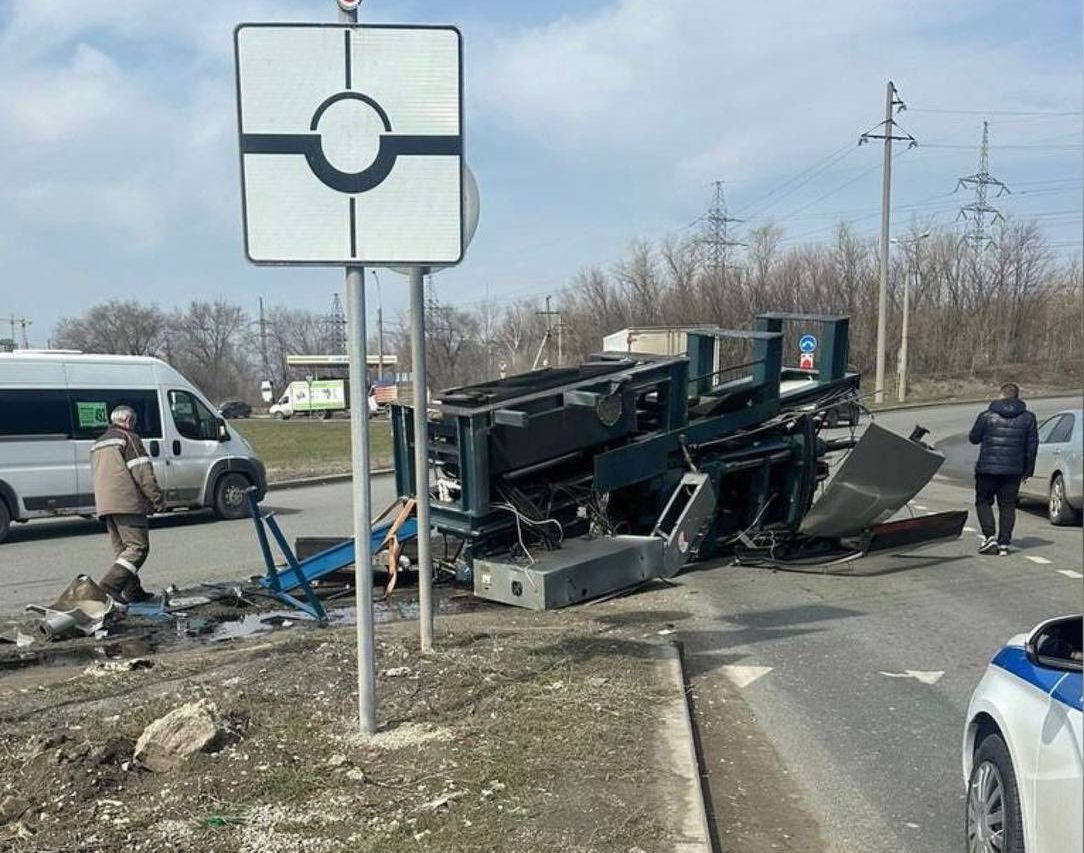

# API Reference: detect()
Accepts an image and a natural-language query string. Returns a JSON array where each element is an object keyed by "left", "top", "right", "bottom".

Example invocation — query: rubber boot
[
  {"left": 121, "top": 571, "right": 154, "bottom": 604},
  {"left": 99, "top": 564, "right": 134, "bottom": 603}
]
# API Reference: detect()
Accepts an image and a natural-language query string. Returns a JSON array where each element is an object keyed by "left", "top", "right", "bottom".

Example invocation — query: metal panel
[
  {"left": 473, "top": 536, "right": 665, "bottom": 610},
  {"left": 800, "top": 423, "right": 944, "bottom": 538}
]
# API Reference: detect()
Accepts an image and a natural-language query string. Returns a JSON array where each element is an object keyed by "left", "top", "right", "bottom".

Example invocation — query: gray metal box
[{"left": 473, "top": 535, "right": 665, "bottom": 610}]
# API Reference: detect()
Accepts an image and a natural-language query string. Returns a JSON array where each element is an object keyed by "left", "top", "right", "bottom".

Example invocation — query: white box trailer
[{"left": 0, "top": 352, "right": 267, "bottom": 542}]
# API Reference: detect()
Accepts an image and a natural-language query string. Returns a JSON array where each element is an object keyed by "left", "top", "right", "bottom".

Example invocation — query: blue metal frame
[{"left": 245, "top": 490, "right": 419, "bottom": 622}]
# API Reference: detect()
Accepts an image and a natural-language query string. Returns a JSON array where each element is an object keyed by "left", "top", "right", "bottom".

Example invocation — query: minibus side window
[
  {"left": 68, "top": 390, "right": 162, "bottom": 440},
  {"left": 168, "top": 390, "right": 219, "bottom": 441},
  {"left": 0, "top": 389, "right": 72, "bottom": 438}
]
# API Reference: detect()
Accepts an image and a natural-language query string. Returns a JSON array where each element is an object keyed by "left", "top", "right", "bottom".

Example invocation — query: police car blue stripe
[
  {"left": 1051, "top": 672, "right": 1084, "bottom": 713},
  {"left": 993, "top": 646, "right": 1083, "bottom": 711}
]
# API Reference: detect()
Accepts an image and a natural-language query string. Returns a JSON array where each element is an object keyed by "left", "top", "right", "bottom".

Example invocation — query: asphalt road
[
  {"left": 2, "top": 395, "right": 1080, "bottom": 853},
  {"left": 676, "top": 394, "right": 1082, "bottom": 853},
  {"left": 1, "top": 476, "right": 400, "bottom": 623}
]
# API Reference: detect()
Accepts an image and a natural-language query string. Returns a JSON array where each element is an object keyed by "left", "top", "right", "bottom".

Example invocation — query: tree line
[{"left": 52, "top": 218, "right": 1081, "bottom": 403}]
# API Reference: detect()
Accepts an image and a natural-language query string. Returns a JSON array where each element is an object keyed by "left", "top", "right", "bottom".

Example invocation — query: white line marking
[
  {"left": 880, "top": 670, "right": 944, "bottom": 685},
  {"left": 720, "top": 665, "right": 773, "bottom": 689},
  {"left": 913, "top": 504, "right": 928, "bottom": 511},
  {"left": 1057, "top": 569, "right": 1083, "bottom": 580},
  {"left": 1025, "top": 555, "right": 1052, "bottom": 565},
  {"left": 963, "top": 526, "right": 976, "bottom": 533}
]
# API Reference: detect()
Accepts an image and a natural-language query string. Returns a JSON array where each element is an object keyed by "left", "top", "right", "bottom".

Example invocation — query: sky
[{"left": 0, "top": 0, "right": 1080, "bottom": 345}]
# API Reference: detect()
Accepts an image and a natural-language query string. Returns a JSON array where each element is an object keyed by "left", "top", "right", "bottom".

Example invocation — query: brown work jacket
[{"left": 90, "top": 425, "right": 164, "bottom": 517}]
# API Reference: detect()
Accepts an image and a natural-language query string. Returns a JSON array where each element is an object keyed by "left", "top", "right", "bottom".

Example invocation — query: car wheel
[
  {"left": 1048, "top": 474, "right": 1079, "bottom": 525},
  {"left": 214, "top": 473, "right": 251, "bottom": 520},
  {"left": 0, "top": 499, "right": 10, "bottom": 544},
  {"left": 966, "top": 733, "right": 1024, "bottom": 853}
]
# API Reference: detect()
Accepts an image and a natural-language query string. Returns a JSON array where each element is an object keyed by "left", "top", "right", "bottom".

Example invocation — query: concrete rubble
[{"left": 133, "top": 699, "right": 228, "bottom": 772}]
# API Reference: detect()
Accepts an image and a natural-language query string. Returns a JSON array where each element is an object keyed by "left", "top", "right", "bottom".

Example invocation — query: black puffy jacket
[{"left": 969, "top": 398, "right": 1039, "bottom": 477}]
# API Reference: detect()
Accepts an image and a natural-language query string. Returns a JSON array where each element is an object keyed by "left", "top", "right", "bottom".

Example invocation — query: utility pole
[
  {"left": 697, "top": 180, "right": 743, "bottom": 279},
  {"left": 535, "top": 295, "right": 562, "bottom": 368},
  {"left": 859, "top": 81, "right": 917, "bottom": 404},
  {"left": 956, "top": 121, "right": 1010, "bottom": 251},
  {"left": 258, "top": 297, "right": 269, "bottom": 377},
  {"left": 890, "top": 231, "right": 930, "bottom": 403},
  {"left": 370, "top": 270, "right": 384, "bottom": 383}
]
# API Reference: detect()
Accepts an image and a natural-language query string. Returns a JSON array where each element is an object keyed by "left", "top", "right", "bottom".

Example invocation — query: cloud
[
  {"left": 475, "top": 0, "right": 1080, "bottom": 193},
  {"left": 0, "top": 43, "right": 128, "bottom": 143}
]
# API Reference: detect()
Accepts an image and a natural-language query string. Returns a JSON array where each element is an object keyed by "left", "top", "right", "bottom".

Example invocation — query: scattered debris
[
  {"left": 0, "top": 795, "right": 30, "bottom": 825},
  {"left": 134, "top": 699, "right": 228, "bottom": 772},
  {"left": 25, "top": 575, "right": 125, "bottom": 640},
  {"left": 586, "top": 675, "right": 609, "bottom": 687},
  {"left": 326, "top": 753, "right": 348, "bottom": 768},
  {"left": 82, "top": 658, "right": 154, "bottom": 678},
  {"left": 418, "top": 790, "right": 466, "bottom": 812},
  {"left": 383, "top": 666, "right": 411, "bottom": 678}
]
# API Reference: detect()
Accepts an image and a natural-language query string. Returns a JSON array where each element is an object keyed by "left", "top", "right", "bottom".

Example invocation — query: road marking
[
  {"left": 913, "top": 504, "right": 928, "bottom": 511},
  {"left": 880, "top": 670, "right": 944, "bottom": 685},
  {"left": 1025, "top": 555, "right": 1052, "bottom": 565},
  {"left": 1057, "top": 569, "right": 1083, "bottom": 580},
  {"left": 963, "top": 526, "right": 976, "bottom": 533},
  {"left": 720, "top": 665, "right": 773, "bottom": 689}
]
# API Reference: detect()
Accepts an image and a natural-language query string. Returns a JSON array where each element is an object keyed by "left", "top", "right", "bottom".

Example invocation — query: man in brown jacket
[{"left": 91, "top": 405, "right": 166, "bottom": 603}]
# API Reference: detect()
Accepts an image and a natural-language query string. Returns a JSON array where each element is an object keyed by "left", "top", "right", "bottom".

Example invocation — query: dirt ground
[{"left": 0, "top": 598, "right": 702, "bottom": 853}]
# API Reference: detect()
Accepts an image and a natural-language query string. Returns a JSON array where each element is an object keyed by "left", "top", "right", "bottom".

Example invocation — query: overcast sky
[{"left": 0, "top": 0, "right": 1079, "bottom": 345}]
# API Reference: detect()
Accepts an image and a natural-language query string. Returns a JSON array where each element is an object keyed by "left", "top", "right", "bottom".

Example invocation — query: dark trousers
[{"left": 974, "top": 474, "right": 1021, "bottom": 546}]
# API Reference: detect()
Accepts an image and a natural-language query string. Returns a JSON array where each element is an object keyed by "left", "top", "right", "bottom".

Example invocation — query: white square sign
[{"left": 234, "top": 24, "right": 463, "bottom": 266}]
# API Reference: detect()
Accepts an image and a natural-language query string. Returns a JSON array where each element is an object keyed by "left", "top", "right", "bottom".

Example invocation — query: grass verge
[{"left": 231, "top": 417, "right": 393, "bottom": 482}]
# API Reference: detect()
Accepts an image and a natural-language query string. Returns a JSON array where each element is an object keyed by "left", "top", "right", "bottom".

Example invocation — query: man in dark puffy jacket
[{"left": 968, "top": 383, "right": 1038, "bottom": 555}]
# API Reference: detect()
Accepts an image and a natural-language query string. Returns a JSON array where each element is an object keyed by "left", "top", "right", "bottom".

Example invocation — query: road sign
[
  {"left": 799, "top": 334, "right": 817, "bottom": 354},
  {"left": 234, "top": 24, "right": 463, "bottom": 265},
  {"left": 799, "top": 352, "right": 815, "bottom": 370}
]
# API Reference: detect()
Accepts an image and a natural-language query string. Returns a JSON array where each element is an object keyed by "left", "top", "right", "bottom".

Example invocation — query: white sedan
[{"left": 963, "top": 615, "right": 1082, "bottom": 852}]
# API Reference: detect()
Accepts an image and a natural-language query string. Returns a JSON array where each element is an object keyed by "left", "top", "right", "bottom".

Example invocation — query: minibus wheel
[
  {"left": 0, "top": 499, "right": 9, "bottom": 543},
  {"left": 214, "top": 473, "right": 251, "bottom": 520}
]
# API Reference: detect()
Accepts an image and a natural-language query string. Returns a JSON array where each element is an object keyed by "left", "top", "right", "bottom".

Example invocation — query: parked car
[
  {"left": 1019, "top": 408, "right": 1082, "bottom": 525},
  {"left": 962, "top": 614, "right": 1082, "bottom": 853},
  {"left": 218, "top": 399, "right": 252, "bottom": 419},
  {"left": 0, "top": 352, "right": 267, "bottom": 542}
]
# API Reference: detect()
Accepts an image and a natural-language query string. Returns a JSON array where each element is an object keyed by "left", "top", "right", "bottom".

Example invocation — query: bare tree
[{"left": 54, "top": 300, "right": 168, "bottom": 355}]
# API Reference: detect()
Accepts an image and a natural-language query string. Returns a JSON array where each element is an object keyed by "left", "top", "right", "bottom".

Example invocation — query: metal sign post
[
  {"left": 234, "top": 5, "right": 465, "bottom": 733},
  {"left": 337, "top": 0, "right": 375, "bottom": 737},
  {"left": 409, "top": 267, "right": 434, "bottom": 652}
]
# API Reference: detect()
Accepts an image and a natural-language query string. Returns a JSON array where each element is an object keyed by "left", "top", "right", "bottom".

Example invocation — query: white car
[{"left": 963, "top": 615, "right": 1082, "bottom": 852}]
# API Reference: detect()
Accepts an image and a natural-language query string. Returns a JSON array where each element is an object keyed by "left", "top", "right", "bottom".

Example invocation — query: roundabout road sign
[{"left": 234, "top": 23, "right": 463, "bottom": 266}]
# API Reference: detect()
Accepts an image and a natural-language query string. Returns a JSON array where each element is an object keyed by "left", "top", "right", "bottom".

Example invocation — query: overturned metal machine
[{"left": 391, "top": 313, "right": 963, "bottom": 610}]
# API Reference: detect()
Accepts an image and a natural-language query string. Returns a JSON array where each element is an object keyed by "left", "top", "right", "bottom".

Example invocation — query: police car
[{"left": 963, "top": 614, "right": 1082, "bottom": 852}]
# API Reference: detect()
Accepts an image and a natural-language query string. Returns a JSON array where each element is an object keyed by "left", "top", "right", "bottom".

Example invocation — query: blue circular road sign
[{"left": 799, "top": 334, "right": 817, "bottom": 354}]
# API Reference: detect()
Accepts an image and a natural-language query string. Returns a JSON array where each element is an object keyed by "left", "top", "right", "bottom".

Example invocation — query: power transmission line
[
  {"left": 956, "top": 121, "right": 1010, "bottom": 250},
  {"left": 908, "top": 107, "right": 1082, "bottom": 117}
]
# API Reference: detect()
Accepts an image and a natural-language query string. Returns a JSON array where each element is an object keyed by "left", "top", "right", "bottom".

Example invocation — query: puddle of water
[{"left": 0, "top": 632, "right": 159, "bottom": 673}]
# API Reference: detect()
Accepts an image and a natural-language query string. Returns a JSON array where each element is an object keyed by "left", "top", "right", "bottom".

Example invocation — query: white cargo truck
[{"left": 269, "top": 379, "right": 376, "bottom": 419}]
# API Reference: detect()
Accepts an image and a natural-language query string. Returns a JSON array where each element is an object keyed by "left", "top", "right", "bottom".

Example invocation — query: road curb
[
  {"left": 868, "top": 390, "right": 1081, "bottom": 415},
  {"left": 267, "top": 468, "right": 394, "bottom": 491},
  {"left": 661, "top": 641, "right": 715, "bottom": 853}
]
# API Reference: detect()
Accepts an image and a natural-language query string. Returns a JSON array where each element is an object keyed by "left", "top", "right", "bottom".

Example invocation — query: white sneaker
[
  {"left": 978, "top": 536, "right": 999, "bottom": 555},
  {"left": 998, "top": 545, "right": 1010, "bottom": 557}
]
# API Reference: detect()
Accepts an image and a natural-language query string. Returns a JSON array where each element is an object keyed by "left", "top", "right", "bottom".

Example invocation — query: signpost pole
[
  {"left": 336, "top": 0, "right": 376, "bottom": 737},
  {"left": 409, "top": 266, "right": 434, "bottom": 653}
]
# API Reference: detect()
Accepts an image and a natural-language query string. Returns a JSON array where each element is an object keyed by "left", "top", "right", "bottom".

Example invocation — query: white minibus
[{"left": 0, "top": 352, "right": 266, "bottom": 542}]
